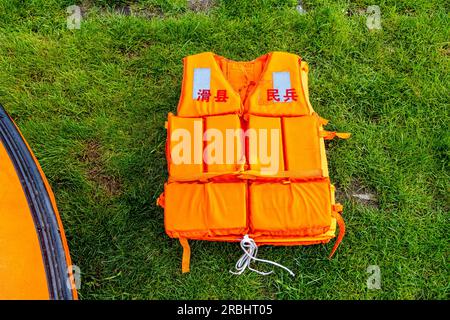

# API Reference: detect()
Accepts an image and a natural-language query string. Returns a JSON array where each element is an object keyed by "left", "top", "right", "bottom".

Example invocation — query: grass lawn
[{"left": 0, "top": 0, "right": 448, "bottom": 299}]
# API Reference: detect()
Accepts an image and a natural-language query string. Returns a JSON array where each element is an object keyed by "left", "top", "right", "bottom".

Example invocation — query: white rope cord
[{"left": 230, "top": 235, "right": 295, "bottom": 277}]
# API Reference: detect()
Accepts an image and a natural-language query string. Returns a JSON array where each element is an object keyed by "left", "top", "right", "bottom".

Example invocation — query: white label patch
[
  {"left": 193, "top": 68, "right": 211, "bottom": 100},
  {"left": 272, "top": 71, "right": 292, "bottom": 102}
]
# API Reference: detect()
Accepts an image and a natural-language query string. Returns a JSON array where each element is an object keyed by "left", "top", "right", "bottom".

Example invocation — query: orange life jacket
[{"left": 157, "top": 52, "right": 350, "bottom": 274}]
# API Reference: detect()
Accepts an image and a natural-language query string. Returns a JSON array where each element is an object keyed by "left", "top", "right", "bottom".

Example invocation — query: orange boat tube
[{"left": 0, "top": 104, "right": 77, "bottom": 300}]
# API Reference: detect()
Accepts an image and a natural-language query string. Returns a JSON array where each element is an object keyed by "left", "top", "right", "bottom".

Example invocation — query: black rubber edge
[{"left": 0, "top": 104, "right": 73, "bottom": 300}]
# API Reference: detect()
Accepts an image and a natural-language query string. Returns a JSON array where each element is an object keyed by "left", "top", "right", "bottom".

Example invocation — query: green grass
[{"left": 0, "top": 0, "right": 448, "bottom": 299}]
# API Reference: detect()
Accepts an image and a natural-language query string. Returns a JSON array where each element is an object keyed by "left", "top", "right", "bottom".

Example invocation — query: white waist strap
[{"left": 230, "top": 235, "right": 295, "bottom": 277}]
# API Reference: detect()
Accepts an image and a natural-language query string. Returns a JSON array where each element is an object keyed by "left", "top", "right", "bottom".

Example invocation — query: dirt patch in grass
[
  {"left": 188, "top": 0, "right": 216, "bottom": 12},
  {"left": 438, "top": 45, "right": 449, "bottom": 56},
  {"left": 131, "top": 6, "right": 165, "bottom": 19},
  {"left": 345, "top": 7, "right": 367, "bottom": 17},
  {"left": 336, "top": 179, "right": 379, "bottom": 208},
  {"left": 80, "top": 140, "right": 122, "bottom": 196},
  {"left": 80, "top": 1, "right": 165, "bottom": 19}
]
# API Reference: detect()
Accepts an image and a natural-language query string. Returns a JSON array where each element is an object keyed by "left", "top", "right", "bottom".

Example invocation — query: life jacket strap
[
  {"left": 156, "top": 192, "right": 165, "bottom": 208},
  {"left": 320, "top": 130, "right": 351, "bottom": 140},
  {"left": 329, "top": 204, "right": 345, "bottom": 259},
  {"left": 179, "top": 238, "right": 191, "bottom": 273},
  {"left": 318, "top": 116, "right": 329, "bottom": 126}
]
